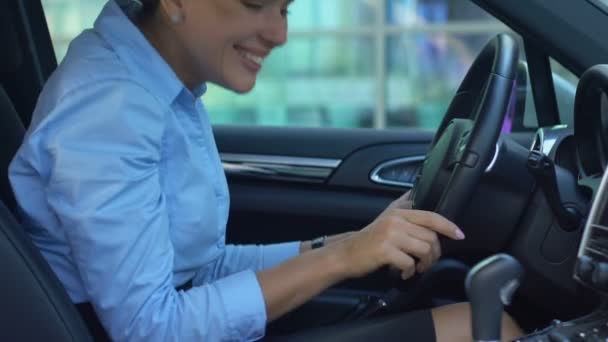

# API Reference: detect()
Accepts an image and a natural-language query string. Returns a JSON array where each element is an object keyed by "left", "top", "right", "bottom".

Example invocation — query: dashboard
[
  {"left": 574, "top": 66, "right": 608, "bottom": 293},
  {"left": 515, "top": 64, "right": 608, "bottom": 341},
  {"left": 575, "top": 65, "right": 608, "bottom": 191}
]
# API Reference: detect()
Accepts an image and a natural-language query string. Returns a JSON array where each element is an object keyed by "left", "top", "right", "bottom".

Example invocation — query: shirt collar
[{"left": 94, "top": 1, "right": 207, "bottom": 105}]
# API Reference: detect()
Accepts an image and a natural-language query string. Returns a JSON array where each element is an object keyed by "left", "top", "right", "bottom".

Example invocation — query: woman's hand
[
  {"left": 385, "top": 190, "right": 414, "bottom": 211},
  {"left": 258, "top": 191, "right": 463, "bottom": 322},
  {"left": 334, "top": 205, "right": 465, "bottom": 281},
  {"left": 300, "top": 191, "right": 413, "bottom": 253}
]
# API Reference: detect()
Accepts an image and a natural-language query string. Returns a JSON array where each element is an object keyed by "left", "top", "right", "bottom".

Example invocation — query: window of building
[{"left": 41, "top": 0, "right": 577, "bottom": 130}]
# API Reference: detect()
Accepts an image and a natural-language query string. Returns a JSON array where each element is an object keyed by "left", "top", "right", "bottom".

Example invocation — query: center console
[{"left": 516, "top": 168, "right": 608, "bottom": 341}]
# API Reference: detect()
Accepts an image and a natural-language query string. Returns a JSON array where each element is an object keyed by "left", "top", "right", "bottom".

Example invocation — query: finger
[
  {"left": 394, "top": 191, "right": 413, "bottom": 209},
  {"left": 402, "top": 267, "right": 416, "bottom": 280},
  {"left": 386, "top": 191, "right": 413, "bottom": 211},
  {"left": 394, "top": 209, "right": 465, "bottom": 240},
  {"left": 404, "top": 190, "right": 412, "bottom": 199},
  {"left": 386, "top": 248, "right": 416, "bottom": 280},
  {"left": 392, "top": 231, "right": 434, "bottom": 272},
  {"left": 399, "top": 223, "right": 441, "bottom": 262},
  {"left": 431, "top": 239, "right": 441, "bottom": 263},
  {"left": 406, "top": 238, "right": 433, "bottom": 272}
]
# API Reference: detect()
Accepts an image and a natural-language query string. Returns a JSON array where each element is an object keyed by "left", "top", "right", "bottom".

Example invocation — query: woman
[{"left": 9, "top": 0, "right": 523, "bottom": 341}]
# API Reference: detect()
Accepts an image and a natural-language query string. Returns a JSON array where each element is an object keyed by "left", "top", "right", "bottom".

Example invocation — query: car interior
[{"left": 3, "top": 0, "right": 608, "bottom": 341}]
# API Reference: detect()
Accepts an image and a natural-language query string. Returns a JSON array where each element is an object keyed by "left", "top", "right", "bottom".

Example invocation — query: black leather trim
[
  {"left": 0, "top": 85, "right": 25, "bottom": 215},
  {"left": 0, "top": 201, "right": 93, "bottom": 341}
]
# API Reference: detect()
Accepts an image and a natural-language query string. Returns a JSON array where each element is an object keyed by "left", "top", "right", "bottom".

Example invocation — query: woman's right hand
[{"left": 334, "top": 208, "right": 465, "bottom": 281}]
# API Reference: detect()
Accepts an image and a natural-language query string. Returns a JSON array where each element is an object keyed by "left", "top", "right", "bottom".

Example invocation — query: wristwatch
[{"left": 311, "top": 235, "right": 327, "bottom": 249}]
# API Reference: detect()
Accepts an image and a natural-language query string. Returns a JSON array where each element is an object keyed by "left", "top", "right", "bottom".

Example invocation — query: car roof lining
[{"left": 474, "top": 0, "right": 608, "bottom": 77}]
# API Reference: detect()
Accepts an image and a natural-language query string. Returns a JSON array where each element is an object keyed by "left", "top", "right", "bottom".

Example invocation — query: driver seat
[
  {"left": 0, "top": 2, "right": 94, "bottom": 340},
  {"left": 0, "top": 85, "right": 94, "bottom": 342}
]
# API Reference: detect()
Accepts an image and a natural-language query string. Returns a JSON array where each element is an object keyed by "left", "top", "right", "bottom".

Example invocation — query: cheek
[
  {"left": 201, "top": 35, "right": 240, "bottom": 81},
  {"left": 223, "top": 55, "right": 258, "bottom": 93},
  {"left": 186, "top": 35, "right": 225, "bottom": 81},
  {"left": 220, "top": 46, "right": 239, "bottom": 77}
]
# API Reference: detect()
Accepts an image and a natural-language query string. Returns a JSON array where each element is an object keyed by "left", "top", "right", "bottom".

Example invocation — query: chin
[
  {"left": 218, "top": 71, "right": 257, "bottom": 93},
  {"left": 230, "top": 79, "right": 256, "bottom": 94}
]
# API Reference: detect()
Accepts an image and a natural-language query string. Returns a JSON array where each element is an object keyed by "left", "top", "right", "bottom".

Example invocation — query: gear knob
[{"left": 465, "top": 254, "right": 524, "bottom": 342}]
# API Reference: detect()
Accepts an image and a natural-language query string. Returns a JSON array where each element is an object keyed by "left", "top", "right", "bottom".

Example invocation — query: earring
[{"left": 171, "top": 12, "right": 185, "bottom": 24}]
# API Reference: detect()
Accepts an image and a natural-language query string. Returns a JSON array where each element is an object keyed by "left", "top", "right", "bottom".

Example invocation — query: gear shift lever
[{"left": 465, "top": 254, "right": 524, "bottom": 342}]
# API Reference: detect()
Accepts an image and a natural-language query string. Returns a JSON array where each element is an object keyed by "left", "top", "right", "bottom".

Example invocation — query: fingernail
[{"left": 455, "top": 228, "right": 466, "bottom": 240}]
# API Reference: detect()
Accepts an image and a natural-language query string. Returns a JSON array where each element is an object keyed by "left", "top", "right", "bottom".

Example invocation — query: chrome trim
[
  {"left": 220, "top": 153, "right": 341, "bottom": 183},
  {"left": 221, "top": 153, "right": 341, "bottom": 168},
  {"left": 484, "top": 143, "right": 500, "bottom": 173},
  {"left": 575, "top": 164, "right": 608, "bottom": 290},
  {"left": 370, "top": 156, "right": 426, "bottom": 188},
  {"left": 530, "top": 125, "right": 569, "bottom": 155},
  {"left": 578, "top": 166, "right": 608, "bottom": 260}
]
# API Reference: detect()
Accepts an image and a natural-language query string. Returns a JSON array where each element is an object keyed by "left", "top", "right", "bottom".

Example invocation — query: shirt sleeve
[
  {"left": 39, "top": 80, "right": 266, "bottom": 341},
  {"left": 195, "top": 242, "right": 301, "bottom": 283}
]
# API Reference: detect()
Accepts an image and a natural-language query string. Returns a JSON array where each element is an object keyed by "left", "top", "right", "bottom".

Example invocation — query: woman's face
[{"left": 171, "top": 0, "right": 291, "bottom": 93}]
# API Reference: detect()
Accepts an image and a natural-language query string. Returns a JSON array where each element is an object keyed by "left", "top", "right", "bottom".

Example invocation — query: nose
[{"left": 260, "top": 11, "right": 288, "bottom": 48}]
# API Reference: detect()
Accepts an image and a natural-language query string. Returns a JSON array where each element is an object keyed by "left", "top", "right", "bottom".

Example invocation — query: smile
[
  {"left": 241, "top": 51, "right": 264, "bottom": 65},
  {"left": 234, "top": 45, "right": 266, "bottom": 69}
]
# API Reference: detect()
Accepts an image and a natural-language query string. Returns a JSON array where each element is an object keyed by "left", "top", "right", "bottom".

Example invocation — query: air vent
[{"left": 530, "top": 131, "right": 543, "bottom": 153}]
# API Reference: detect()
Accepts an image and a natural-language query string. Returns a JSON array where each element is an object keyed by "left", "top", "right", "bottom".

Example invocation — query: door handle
[{"left": 370, "top": 156, "right": 425, "bottom": 188}]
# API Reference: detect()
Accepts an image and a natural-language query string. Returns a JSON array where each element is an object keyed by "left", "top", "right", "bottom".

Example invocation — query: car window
[
  {"left": 206, "top": 0, "right": 508, "bottom": 131},
  {"left": 521, "top": 59, "right": 579, "bottom": 129},
  {"left": 41, "top": 0, "right": 573, "bottom": 132},
  {"left": 41, "top": 1, "right": 104, "bottom": 61}
]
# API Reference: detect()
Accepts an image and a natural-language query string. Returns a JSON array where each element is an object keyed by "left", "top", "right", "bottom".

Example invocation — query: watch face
[{"left": 312, "top": 236, "right": 326, "bottom": 249}]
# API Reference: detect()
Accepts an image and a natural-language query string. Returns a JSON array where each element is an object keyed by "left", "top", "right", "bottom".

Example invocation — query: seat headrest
[{"left": 0, "top": 2, "right": 24, "bottom": 74}]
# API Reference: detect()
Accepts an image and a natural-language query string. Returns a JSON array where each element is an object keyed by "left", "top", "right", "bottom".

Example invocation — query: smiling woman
[
  {"left": 9, "top": 0, "right": 525, "bottom": 341},
  {"left": 132, "top": 0, "right": 290, "bottom": 93}
]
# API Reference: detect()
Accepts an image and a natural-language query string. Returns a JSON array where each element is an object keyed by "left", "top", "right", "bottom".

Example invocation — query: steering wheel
[{"left": 411, "top": 34, "right": 519, "bottom": 223}]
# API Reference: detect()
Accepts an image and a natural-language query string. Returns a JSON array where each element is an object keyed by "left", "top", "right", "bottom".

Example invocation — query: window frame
[{"left": 287, "top": 0, "right": 508, "bottom": 128}]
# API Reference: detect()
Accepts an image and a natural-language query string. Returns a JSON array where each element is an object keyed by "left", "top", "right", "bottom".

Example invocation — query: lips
[{"left": 234, "top": 45, "right": 268, "bottom": 71}]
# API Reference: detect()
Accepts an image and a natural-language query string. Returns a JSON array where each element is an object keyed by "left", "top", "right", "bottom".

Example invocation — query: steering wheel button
[{"left": 462, "top": 152, "right": 480, "bottom": 168}]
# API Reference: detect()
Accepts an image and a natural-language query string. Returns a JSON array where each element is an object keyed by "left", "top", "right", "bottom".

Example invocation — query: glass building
[{"left": 41, "top": 0, "right": 509, "bottom": 130}]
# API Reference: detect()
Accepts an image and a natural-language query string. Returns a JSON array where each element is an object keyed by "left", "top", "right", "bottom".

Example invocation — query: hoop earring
[{"left": 171, "top": 12, "right": 185, "bottom": 24}]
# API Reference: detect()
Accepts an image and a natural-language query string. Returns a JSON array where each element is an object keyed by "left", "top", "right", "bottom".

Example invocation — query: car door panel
[
  {"left": 215, "top": 125, "right": 443, "bottom": 333},
  {"left": 215, "top": 126, "right": 434, "bottom": 245}
]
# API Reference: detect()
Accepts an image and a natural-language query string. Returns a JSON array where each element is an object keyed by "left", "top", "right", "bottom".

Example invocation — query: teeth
[
  {"left": 245, "top": 52, "right": 264, "bottom": 65},
  {"left": 239, "top": 49, "right": 264, "bottom": 65}
]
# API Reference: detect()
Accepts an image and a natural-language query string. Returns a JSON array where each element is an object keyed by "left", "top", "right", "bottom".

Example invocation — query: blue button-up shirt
[{"left": 9, "top": 1, "right": 300, "bottom": 341}]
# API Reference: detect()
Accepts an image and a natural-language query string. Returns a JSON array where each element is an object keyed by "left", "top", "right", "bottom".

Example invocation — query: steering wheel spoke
[{"left": 411, "top": 34, "right": 519, "bottom": 224}]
